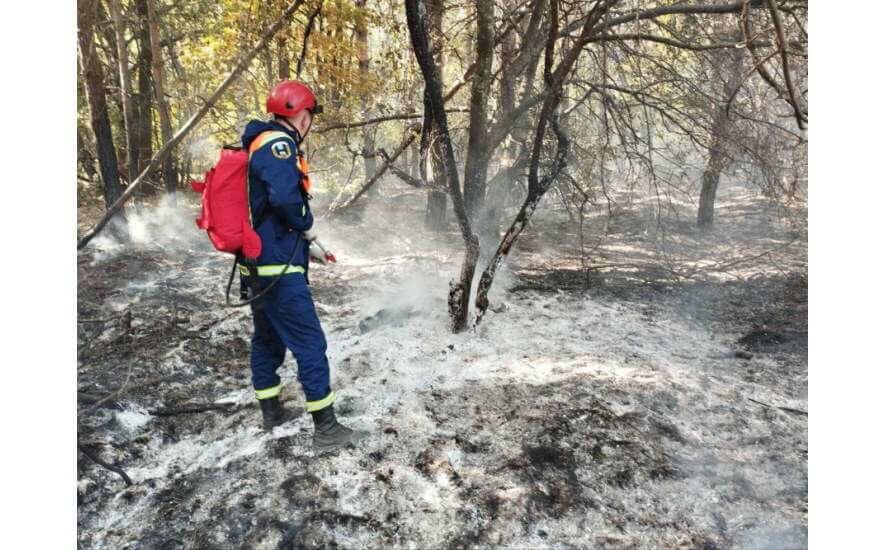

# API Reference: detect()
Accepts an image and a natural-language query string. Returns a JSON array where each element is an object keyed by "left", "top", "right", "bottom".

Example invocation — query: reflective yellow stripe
[
  {"left": 248, "top": 131, "right": 292, "bottom": 158},
  {"left": 255, "top": 384, "right": 282, "bottom": 400},
  {"left": 239, "top": 264, "right": 306, "bottom": 277},
  {"left": 305, "top": 391, "right": 336, "bottom": 412}
]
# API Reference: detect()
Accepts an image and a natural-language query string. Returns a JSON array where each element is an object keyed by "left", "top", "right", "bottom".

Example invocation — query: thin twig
[
  {"left": 78, "top": 374, "right": 176, "bottom": 410},
  {"left": 765, "top": 0, "right": 806, "bottom": 129},
  {"left": 79, "top": 364, "right": 135, "bottom": 415},
  {"left": 318, "top": 109, "right": 468, "bottom": 133},
  {"left": 748, "top": 397, "right": 807, "bottom": 416},
  {"left": 149, "top": 402, "right": 241, "bottom": 417},
  {"left": 78, "top": 313, "right": 126, "bottom": 324},
  {"left": 327, "top": 124, "right": 422, "bottom": 213},
  {"left": 78, "top": 445, "right": 133, "bottom": 486}
]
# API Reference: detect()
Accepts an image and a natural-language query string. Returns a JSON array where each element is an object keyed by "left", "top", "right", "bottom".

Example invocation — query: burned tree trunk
[
  {"left": 355, "top": 0, "right": 378, "bottom": 196},
  {"left": 108, "top": 0, "right": 140, "bottom": 186},
  {"left": 134, "top": 0, "right": 154, "bottom": 205},
  {"left": 78, "top": 0, "right": 127, "bottom": 238},
  {"left": 477, "top": 0, "right": 545, "bottom": 250},
  {"left": 362, "top": 130, "right": 378, "bottom": 187},
  {"left": 277, "top": 35, "right": 291, "bottom": 79},
  {"left": 77, "top": 126, "right": 98, "bottom": 183},
  {"left": 405, "top": 0, "right": 479, "bottom": 332},
  {"left": 697, "top": 145, "right": 728, "bottom": 228},
  {"left": 146, "top": 0, "right": 177, "bottom": 200},
  {"left": 697, "top": 36, "right": 745, "bottom": 228},
  {"left": 422, "top": 0, "right": 448, "bottom": 232},
  {"left": 422, "top": 89, "right": 448, "bottom": 231},
  {"left": 424, "top": 159, "right": 448, "bottom": 230},
  {"left": 263, "top": 45, "right": 276, "bottom": 87},
  {"left": 462, "top": 0, "right": 495, "bottom": 228}
]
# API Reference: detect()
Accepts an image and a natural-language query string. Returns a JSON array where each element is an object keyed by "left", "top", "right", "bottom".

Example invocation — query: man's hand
[
  {"left": 309, "top": 240, "right": 337, "bottom": 265},
  {"left": 302, "top": 229, "right": 319, "bottom": 242}
]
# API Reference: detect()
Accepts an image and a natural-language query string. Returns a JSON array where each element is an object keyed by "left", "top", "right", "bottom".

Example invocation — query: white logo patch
[{"left": 271, "top": 140, "right": 292, "bottom": 159}]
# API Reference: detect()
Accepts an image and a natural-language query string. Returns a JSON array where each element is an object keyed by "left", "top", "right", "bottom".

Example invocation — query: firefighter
[{"left": 240, "top": 80, "right": 365, "bottom": 453}]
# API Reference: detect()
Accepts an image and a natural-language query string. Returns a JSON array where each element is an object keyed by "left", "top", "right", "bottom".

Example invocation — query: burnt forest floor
[{"left": 77, "top": 183, "right": 807, "bottom": 549}]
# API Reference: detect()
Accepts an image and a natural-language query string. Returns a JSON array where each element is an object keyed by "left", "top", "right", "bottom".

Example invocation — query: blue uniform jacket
[{"left": 241, "top": 120, "right": 313, "bottom": 271}]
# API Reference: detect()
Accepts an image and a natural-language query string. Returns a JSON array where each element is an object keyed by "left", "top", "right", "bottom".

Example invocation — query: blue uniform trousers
[{"left": 249, "top": 272, "right": 332, "bottom": 406}]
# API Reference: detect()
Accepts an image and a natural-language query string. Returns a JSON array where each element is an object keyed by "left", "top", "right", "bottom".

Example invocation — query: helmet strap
[{"left": 274, "top": 116, "right": 303, "bottom": 143}]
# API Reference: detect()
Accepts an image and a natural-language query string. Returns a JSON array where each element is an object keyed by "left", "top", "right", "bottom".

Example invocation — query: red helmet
[{"left": 266, "top": 80, "right": 321, "bottom": 117}]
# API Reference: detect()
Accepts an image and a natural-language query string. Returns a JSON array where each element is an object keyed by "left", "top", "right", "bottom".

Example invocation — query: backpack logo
[{"left": 271, "top": 141, "right": 292, "bottom": 159}]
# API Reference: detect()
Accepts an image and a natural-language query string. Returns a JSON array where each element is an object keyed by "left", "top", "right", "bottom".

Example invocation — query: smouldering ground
[{"left": 78, "top": 186, "right": 807, "bottom": 549}]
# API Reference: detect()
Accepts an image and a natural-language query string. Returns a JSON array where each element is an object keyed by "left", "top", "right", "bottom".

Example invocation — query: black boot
[
  {"left": 259, "top": 397, "right": 299, "bottom": 431},
  {"left": 311, "top": 405, "right": 367, "bottom": 454}
]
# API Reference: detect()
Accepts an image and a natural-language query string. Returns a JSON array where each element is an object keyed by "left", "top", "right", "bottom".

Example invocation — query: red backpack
[{"left": 191, "top": 131, "right": 296, "bottom": 261}]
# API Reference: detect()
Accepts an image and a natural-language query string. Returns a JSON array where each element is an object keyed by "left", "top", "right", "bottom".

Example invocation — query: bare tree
[
  {"left": 108, "top": 0, "right": 139, "bottom": 187},
  {"left": 355, "top": 0, "right": 377, "bottom": 192},
  {"left": 422, "top": 0, "right": 449, "bottom": 231},
  {"left": 462, "top": 0, "right": 495, "bottom": 228},
  {"left": 405, "top": 0, "right": 479, "bottom": 332},
  {"left": 475, "top": 0, "right": 619, "bottom": 324},
  {"left": 78, "top": 0, "right": 127, "bottom": 238},
  {"left": 133, "top": 0, "right": 154, "bottom": 203},
  {"left": 146, "top": 0, "right": 178, "bottom": 199},
  {"left": 698, "top": 31, "right": 746, "bottom": 228}
]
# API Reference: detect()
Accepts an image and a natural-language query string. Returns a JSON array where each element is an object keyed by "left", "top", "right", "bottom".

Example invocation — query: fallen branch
[
  {"left": 319, "top": 109, "right": 469, "bottom": 133},
  {"left": 748, "top": 397, "right": 807, "bottom": 416},
  {"left": 78, "top": 312, "right": 127, "bottom": 324},
  {"left": 78, "top": 445, "right": 133, "bottom": 486},
  {"left": 327, "top": 123, "right": 422, "bottom": 214},
  {"left": 79, "top": 364, "right": 136, "bottom": 415},
  {"left": 149, "top": 402, "right": 240, "bottom": 417},
  {"left": 678, "top": 238, "right": 798, "bottom": 279},
  {"left": 379, "top": 149, "right": 429, "bottom": 189},
  {"left": 77, "top": 0, "right": 308, "bottom": 250},
  {"left": 592, "top": 32, "right": 772, "bottom": 51},
  {"left": 77, "top": 374, "right": 177, "bottom": 410},
  {"left": 385, "top": 163, "right": 425, "bottom": 189},
  {"left": 195, "top": 311, "right": 244, "bottom": 332}
]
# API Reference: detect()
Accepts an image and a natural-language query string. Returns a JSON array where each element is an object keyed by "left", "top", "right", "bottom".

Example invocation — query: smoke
[
  {"left": 186, "top": 135, "right": 222, "bottom": 169},
  {"left": 128, "top": 195, "right": 202, "bottom": 245},
  {"left": 87, "top": 194, "right": 210, "bottom": 264},
  {"left": 357, "top": 270, "right": 449, "bottom": 321}
]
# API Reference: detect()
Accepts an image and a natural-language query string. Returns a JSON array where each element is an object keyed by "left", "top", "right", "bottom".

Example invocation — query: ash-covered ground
[{"left": 77, "top": 185, "right": 807, "bottom": 549}]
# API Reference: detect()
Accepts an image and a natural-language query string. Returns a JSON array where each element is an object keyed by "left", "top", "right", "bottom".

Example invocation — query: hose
[{"left": 223, "top": 238, "right": 302, "bottom": 308}]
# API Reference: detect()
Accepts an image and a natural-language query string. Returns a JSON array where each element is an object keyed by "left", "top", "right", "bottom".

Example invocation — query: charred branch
[
  {"left": 79, "top": 444, "right": 133, "bottom": 486},
  {"left": 328, "top": 124, "right": 422, "bottom": 212}
]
